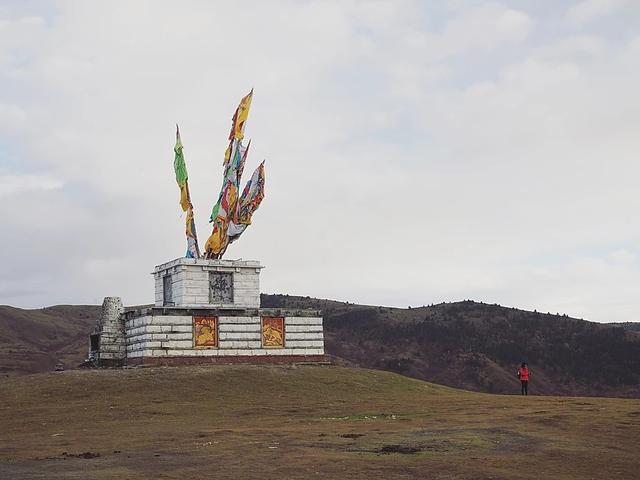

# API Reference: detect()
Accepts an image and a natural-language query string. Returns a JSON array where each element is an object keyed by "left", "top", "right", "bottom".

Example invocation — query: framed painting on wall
[
  {"left": 261, "top": 316, "right": 285, "bottom": 348},
  {"left": 194, "top": 316, "right": 218, "bottom": 348}
]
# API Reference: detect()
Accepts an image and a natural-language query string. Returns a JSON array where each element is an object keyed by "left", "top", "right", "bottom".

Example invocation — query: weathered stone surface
[
  {"left": 90, "top": 259, "right": 326, "bottom": 366},
  {"left": 122, "top": 307, "right": 325, "bottom": 362},
  {"left": 154, "top": 258, "right": 262, "bottom": 308},
  {"left": 89, "top": 297, "right": 126, "bottom": 366},
  {"left": 285, "top": 317, "right": 324, "bottom": 326}
]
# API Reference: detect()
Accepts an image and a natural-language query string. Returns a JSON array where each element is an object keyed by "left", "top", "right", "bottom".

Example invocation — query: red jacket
[{"left": 518, "top": 367, "right": 529, "bottom": 381}]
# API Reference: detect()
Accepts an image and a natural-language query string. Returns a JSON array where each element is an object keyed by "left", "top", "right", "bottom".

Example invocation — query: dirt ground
[{"left": 0, "top": 365, "right": 639, "bottom": 479}]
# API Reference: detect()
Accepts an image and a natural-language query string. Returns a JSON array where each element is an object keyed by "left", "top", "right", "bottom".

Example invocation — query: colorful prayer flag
[
  {"left": 185, "top": 208, "right": 200, "bottom": 258},
  {"left": 174, "top": 125, "right": 191, "bottom": 212},
  {"left": 204, "top": 91, "right": 265, "bottom": 258},
  {"left": 229, "top": 89, "right": 253, "bottom": 141},
  {"left": 174, "top": 125, "right": 201, "bottom": 258},
  {"left": 238, "top": 161, "right": 265, "bottom": 225}
]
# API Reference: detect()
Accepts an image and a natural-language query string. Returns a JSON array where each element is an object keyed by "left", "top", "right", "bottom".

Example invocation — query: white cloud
[
  {"left": 0, "top": 103, "right": 27, "bottom": 131},
  {"left": 0, "top": 174, "right": 63, "bottom": 197},
  {"left": 441, "top": 4, "right": 534, "bottom": 53},
  {"left": 532, "top": 35, "right": 606, "bottom": 61},
  {"left": 0, "top": 1, "right": 639, "bottom": 323},
  {"left": 566, "top": 0, "right": 627, "bottom": 26}
]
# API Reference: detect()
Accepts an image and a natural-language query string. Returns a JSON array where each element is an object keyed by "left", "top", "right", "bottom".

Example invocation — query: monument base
[
  {"left": 88, "top": 258, "right": 326, "bottom": 367},
  {"left": 126, "top": 354, "right": 328, "bottom": 367},
  {"left": 122, "top": 306, "right": 325, "bottom": 366}
]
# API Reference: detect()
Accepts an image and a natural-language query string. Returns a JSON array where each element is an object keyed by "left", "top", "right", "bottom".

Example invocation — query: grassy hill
[
  {"left": 0, "top": 304, "right": 100, "bottom": 374},
  {"left": 1, "top": 296, "right": 639, "bottom": 398},
  {"left": 262, "top": 295, "right": 640, "bottom": 398},
  {"left": 0, "top": 365, "right": 638, "bottom": 479}
]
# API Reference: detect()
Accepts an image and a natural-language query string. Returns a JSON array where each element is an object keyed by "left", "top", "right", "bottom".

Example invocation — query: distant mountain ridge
[
  {"left": 1, "top": 296, "right": 639, "bottom": 398},
  {"left": 0, "top": 304, "right": 100, "bottom": 374},
  {"left": 612, "top": 322, "right": 640, "bottom": 333},
  {"left": 261, "top": 295, "right": 640, "bottom": 398}
]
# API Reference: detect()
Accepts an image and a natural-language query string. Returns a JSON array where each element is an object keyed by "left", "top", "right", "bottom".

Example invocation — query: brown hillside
[
  {"left": 1, "top": 297, "right": 639, "bottom": 399},
  {"left": 261, "top": 295, "right": 640, "bottom": 398},
  {"left": 1, "top": 366, "right": 639, "bottom": 480},
  {"left": 0, "top": 305, "right": 99, "bottom": 374}
]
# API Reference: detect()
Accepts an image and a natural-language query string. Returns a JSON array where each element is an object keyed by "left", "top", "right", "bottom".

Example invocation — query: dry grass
[{"left": 0, "top": 365, "right": 639, "bottom": 479}]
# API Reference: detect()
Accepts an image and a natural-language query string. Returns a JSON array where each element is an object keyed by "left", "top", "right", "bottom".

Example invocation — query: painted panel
[
  {"left": 262, "top": 316, "right": 285, "bottom": 348},
  {"left": 194, "top": 316, "right": 218, "bottom": 348}
]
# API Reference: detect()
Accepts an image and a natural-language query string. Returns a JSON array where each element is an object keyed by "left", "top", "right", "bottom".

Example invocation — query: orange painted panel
[
  {"left": 194, "top": 316, "right": 218, "bottom": 348},
  {"left": 262, "top": 316, "right": 285, "bottom": 348}
]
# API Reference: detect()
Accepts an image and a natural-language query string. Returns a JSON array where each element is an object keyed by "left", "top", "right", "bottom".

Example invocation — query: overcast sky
[{"left": 1, "top": 1, "right": 639, "bottom": 322}]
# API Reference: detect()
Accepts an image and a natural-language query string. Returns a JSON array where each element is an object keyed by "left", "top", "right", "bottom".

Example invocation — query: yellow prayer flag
[
  {"left": 230, "top": 90, "right": 253, "bottom": 140},
  {"left": 204, "top": 221, "right": 228, "bottom": 255},
  {"left": 179, "top": 183, "right": 191, "bottom": 212}
]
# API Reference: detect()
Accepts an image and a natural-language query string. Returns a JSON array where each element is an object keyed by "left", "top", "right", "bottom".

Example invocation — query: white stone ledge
[
  {"left": 160, "top": 340, "right": 193, "bottom": 349},
  {"left": 162, "top": 349, "right": 198, "bottom": 356},
  {"left": 127, "top": 331, "right": 179, "bottom": 341},
  {"left": 284, "top": 332, "right": 324, "bottom": 341},
  {"left": 194, "top": 348, "right": 220, "bottom": 356},
  {"left": 263, "top": 348, "right": 296, "bottom": 356},
  {"left": 99, "top": 351, "right": 125, "bottom": 359},
  {"left": 127, "top": 347, "right": 324, "bottom": 358},
  {"left": 218, "top": 317, "right": 259, "bottom": 324},
  {"left": 218, "top": 324, "right": 260, "bottom": 333},
  {"left": 135, "top": 341, "right": 163, "bottom": 349},
  {"left": 234, "top": 290, "right": 259, "bottom": 296},
  {"left": 218, "top": 332, "right": 261, "bottom": 340},
  {"left": 284, "top": 340, "right": 324, "bottom": 348},
  {"left": 168, "top": 325, "right": 193, "bottom": 333},
  {"left": 185, "top": 287, "right": 209, "bottom": 295},
  {"left": 149, "top": 349, "right": 170, "bottom": 357},
  {"left": 127, "top": 324, "right": 193, "bottom": 336},
  {"left": 149, "top": 316, "right": 193, "bottom": 325},
  {"left": 285, "top": 317, "right": 323, "bottom": 326},
  {"left": 285, "top": 325, "right": 323, "bottom": 333},
  {"left": 233, "top": 284, "right": 258, "bottom": 291},
  {"left": 127, "top": 332, "right": 193, "bottom": 343},
  {"left": 301, "top": 348, "right": 325, "bottom": 355},
  {"left": 126, "top": 315, "right": 153, "bottom": 328},
  {"left": 219, "top": 340, "right": 262, "bottom": 349},
  {"left": 173, "top": 303, "right": 255, "bottom": 309},
  {"left": 233, "top": 292, "right": 259, "bottom": 297}
]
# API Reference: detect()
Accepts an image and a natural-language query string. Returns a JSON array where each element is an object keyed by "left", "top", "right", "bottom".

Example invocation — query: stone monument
[
  {"left": 88, "top": 297, "right": 125, "bottom": 366},
  {"left": 88, "top": 91, "right": 326, "bottom": 366}
]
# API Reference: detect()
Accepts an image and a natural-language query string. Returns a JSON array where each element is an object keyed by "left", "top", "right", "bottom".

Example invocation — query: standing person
[{"left": 517, "top": 362, "right": 530, "bottom": 395}]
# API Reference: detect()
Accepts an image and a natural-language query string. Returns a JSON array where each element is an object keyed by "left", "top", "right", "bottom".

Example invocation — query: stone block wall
[
  {"left": 89, "top": 296, "right": 126, "bottom": 365},
  {"left": 153, "top": 258, "right": 261, "bottom": 308},
  {"left": 124, "top": 308, "right": 324, "bottom": 362}
]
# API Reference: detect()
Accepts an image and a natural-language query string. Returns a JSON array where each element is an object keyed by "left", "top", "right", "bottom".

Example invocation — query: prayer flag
[
  {"left": 174, "top": 125, "right": 200, "bottom": 257},
  {"left": 174, "top": 125, "right": 191, "bottom": 212},
  {"left": 229, "top": 89, "right": 253, "bottom": 141},
  {"left": 204, "top": 91, "right": 264, "bottom": 258}
]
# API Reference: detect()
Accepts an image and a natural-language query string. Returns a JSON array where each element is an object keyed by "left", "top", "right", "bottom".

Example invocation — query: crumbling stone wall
[{"left": 89, "top": 297, "right": 125, "bottom": 366}]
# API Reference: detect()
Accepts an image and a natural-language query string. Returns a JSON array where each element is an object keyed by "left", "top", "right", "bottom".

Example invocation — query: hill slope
[
  {"left": 0, "top": 305, "right": 100, "bottom": 374},
  {"left": 613, "top": 322, "right": 640, "bottom": 333},
  {"left": 1, "top": 296, "right": 639, "bottom": 398},
  {"left": 262, "top": 295, "right": 640, "bottom": 398},
  {"left": 1, "top": 365, "right": 639, "bottom": 480}
]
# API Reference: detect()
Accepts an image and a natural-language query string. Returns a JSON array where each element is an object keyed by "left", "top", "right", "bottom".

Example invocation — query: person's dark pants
[{"left": 521, "top": 380, "right": 528, "bottom": 395}]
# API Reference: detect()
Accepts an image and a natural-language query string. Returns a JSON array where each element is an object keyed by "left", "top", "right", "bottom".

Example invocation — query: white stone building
[{"left": 89, "top": 258, "right": 326, "bottom": 366}]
